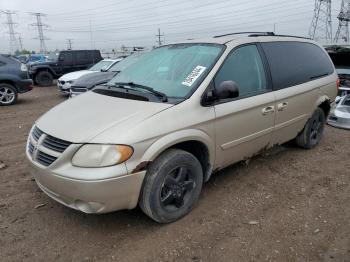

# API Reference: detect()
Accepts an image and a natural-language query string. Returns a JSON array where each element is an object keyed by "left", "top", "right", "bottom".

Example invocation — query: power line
[
  {"left": 29, "top": 12, "right": 49, "bottom": 53},
  {"left": 1, "top": 10, "right": 19, "bottom": 55},
  {"left": 334, "top": 0, "right": 350, "bottom": 42}
]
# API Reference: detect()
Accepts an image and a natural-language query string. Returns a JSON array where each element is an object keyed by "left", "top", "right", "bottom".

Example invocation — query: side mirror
[{"left": 216, "top": 81, "right": 239, "bottom": 99}]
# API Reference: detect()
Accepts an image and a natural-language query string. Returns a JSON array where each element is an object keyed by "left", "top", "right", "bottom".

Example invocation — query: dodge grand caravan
[{"left": 26, "top": 33, "right": 337, "bottom": 223}]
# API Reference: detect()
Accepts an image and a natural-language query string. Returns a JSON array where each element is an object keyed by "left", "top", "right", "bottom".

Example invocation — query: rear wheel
[
  {"left": 295, "top": 108, "right": 326, "bottom": 149},
  {"left": 0, "top": 83, "right": 17, "bottom": 106},
  {"left": 139, "top": 149, "right": 203, "bottom": 223},
  {"left": 36, "top": 71, "right": 53, "bottom": 87}
]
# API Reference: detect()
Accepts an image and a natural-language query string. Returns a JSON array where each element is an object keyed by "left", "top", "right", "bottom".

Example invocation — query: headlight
[
  {"left": 72, "top": 144, "right": 133, "bottom": 167},
  {"left": 21, "top": 64, "right": 28, "bottom": 72}
]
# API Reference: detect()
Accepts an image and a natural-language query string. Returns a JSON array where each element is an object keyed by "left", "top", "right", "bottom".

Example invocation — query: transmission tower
[
  {"left": 18, "top": 35, "right": 23, "bottom": 50},
  {"left": 334, "top": 0, "right": 350, "bottom": 43},
  {"left": 156, "top": 28, "right": 164, "bottom": 46},
  {"left": 309, "top": 0, "right": 332, "bottom": 44},
  {"left": 1, "top": 10, "right": 19, "bottom": 55},
  {"left": 29, "top": 13, "right": 49, "bottom": 53},
  {"left": 66, "top": 39, "right": 73, "bottom": 50}
]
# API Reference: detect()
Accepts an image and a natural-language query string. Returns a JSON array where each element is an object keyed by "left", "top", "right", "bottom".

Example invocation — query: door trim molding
[{"left": 221, "top": 126, "right": 274, "bottom": 150}]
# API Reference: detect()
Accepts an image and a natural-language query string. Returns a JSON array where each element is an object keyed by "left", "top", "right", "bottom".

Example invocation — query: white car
[{"left": 57, "top": 59, "right": 122, "bottom": 94}]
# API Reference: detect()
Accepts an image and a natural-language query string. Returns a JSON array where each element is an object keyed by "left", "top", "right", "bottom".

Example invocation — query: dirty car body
[{"left": 26, "top": 34, "right": 337, "bottom": 223}]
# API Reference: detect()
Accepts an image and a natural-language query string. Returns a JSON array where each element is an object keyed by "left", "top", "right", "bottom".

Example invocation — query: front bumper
[
  {"left": 28, "top": 156, "right": 146, "bottom": 214},
  {"left": 16, "top": 79, "right": 33, "bottom": 93},
  {"left": 57, "top": 81, "right": 72, "bottom": 94}
]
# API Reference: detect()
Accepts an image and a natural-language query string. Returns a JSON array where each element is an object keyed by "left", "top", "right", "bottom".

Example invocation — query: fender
[
  {"left": 0, "top": 73, "right": 21, "bottom": 91},
  {"left": 131, "top": 129, "right": 215, "bottom": 180},
  {"left": 30, "top": 65, "right": 57, "bottom": 77}
]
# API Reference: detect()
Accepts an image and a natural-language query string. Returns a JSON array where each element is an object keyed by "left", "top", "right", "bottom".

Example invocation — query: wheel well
[
  {"left": 35, "top": 69, "right": 54, "bottom": 78},
  {"left": 318, "top": 100, "right": 331, "bottom": 117},
  {"left": 169, "top": 140, "right": 211, "bottom": 181},
  {"left": 0, "top": 80, "right": 17, "bottom": 90}
]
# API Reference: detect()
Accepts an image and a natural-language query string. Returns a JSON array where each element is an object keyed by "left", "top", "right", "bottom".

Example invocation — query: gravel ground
[{"left": 0, "top": 86, "right": 349, "bottom": 262}]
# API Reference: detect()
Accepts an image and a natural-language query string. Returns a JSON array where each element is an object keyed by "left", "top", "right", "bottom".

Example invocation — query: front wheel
[
  {"left": 36, "top": 71, "right": 53, "bottom": 87},
  {"left": 0, "top": 83, "right": 18, "bottom": 106},
  {"left": 295, "top": 108, "right": 326, "bottom": 149},
  {"left": 139, "top": 149, "right": 203, "bottom": 223}
]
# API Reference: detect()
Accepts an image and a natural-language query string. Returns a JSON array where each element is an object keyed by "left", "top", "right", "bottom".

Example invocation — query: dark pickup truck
[{"left": 28, "top": 50, "right": 102, "bottom": 86}]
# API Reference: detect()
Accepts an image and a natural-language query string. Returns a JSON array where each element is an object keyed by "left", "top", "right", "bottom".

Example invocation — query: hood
[
  {"left": 58, "top": 70, "right": 95, "bottom": 81},
  {"left": 72, "top": 71, "right": 117, "bottom": 89},
  {"left": 36, "top": 91, "right": 173, "bottom": 143}
]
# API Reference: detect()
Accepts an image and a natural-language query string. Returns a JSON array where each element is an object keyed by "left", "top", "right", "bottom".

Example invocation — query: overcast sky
[{"left": 0, "top": 0, "right": 344, "bottom": 54}]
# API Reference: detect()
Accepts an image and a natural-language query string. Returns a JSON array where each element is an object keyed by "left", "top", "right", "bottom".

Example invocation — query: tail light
[{"left": 336, "top": 78, "right": 340, "bottom": 90}]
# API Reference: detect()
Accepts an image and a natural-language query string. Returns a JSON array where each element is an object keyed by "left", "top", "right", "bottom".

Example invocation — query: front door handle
[
  {"left": 277, "top": 102, "right": 288, "bottom": 111},
  {"left": 262, "top": 106, "right": 275, "bottom": 115}
]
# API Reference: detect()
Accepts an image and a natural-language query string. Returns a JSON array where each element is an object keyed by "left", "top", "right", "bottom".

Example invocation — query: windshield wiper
[{"left": 111, "top": 82, "right": 168, "bottom": 102}]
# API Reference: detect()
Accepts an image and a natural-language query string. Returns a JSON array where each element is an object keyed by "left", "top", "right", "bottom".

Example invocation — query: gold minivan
[{"left": 26, "top": 33, "right": 338, "bottom": 223}]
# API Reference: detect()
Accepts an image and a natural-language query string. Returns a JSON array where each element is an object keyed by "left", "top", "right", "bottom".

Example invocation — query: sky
[{"left": 0, "top": 0, "right": 345, "bottom": 54}]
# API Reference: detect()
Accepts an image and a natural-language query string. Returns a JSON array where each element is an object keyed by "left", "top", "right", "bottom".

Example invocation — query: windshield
[
  {"left": 89, "top": 60, "right": 115, "bottom": 71},
  {"left": 48, "top": 52, "right": 59, "bottom": 62},
  {"left": 108, "top": 52, "right": 146, "bottom": 72},
  {"left": 107, "top": 44, "right": 223, "bottom": 98}
]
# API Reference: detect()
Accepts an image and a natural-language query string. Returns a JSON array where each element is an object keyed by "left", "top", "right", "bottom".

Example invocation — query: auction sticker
[{"left": 182, "top": 66, "right": 206, "bottom": 87}]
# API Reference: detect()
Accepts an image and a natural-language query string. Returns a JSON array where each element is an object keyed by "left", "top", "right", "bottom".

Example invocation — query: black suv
[
  {"left": 0, "top": 54, "right": 33, "bottom": 106},
  {"left": 28, "top": 50, "right": 102, "bottom": 87}
]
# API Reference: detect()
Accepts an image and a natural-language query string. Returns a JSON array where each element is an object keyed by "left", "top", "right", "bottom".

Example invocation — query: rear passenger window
[
  {"left": 261, "top": 42, "right": 334, "bottom": 90},
  {"left": 77, "top": 51, "right": 89, "bottom": 62},
  {"left": 214, "top": 45, "right": 268, "bottom": 99}
]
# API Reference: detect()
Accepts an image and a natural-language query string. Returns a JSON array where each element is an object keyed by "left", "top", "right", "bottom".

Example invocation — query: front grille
[
  {"left": 42, "top": 135, "right": 71, "bottom": 153},
  {"left": 71, "top": 86, "right": 87, "bottom": 93},
  {"left": 32, "top": 126, "right": 43, "bottom": 141},
  {"left": 27, "top": 126, "right": 72, "bottom": 167},
  {"left": 28, "top": 142, "right": 35, "bottom": 155},
  {"left": 37, "top": 150, "right": 58, "bottom": 167}
]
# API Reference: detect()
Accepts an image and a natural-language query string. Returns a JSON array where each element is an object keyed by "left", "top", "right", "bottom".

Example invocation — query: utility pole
[
  {"left": 334, "top": 0, "right": 350, "bottom": 43},
  {"left": 309, "top": 0, "right": 332, "bottom": 44},
  {"left": 29, "top": 12, "right": 49, "bottom": 53},
  {"left": 89, "top": 20, "right": 94, "bottom": 49},
  {"left": 156, "top": 28, "right": 164, "bottom": 46},
  {"left": 66, "top": 39, "right": 73, "bottom": 50},
  {"left": 1, "top": 10, "right": 18, "bottom": 55},
  {"left": 18, "top": 35, "right": 23, "bottom": 50}
]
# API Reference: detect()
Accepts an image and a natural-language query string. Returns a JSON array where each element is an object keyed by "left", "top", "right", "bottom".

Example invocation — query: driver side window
[{"left": 214, "top": 45, "right": 269, "bottom": 99}]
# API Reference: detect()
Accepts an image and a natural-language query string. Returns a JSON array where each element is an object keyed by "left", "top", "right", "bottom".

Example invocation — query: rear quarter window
[{"left": 261, "top": 42, "right": 334, "bottom": 90}]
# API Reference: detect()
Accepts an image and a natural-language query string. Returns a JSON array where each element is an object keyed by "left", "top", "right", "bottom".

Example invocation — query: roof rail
[
  {"left": 249, "top": 33, "right": 311, "bottom": 40},
  {"left": 213, "top": 32, "right": 310, "bottom": 40},
  {"left": 213, "top": 32, "right": 275, "bottom": 38}
]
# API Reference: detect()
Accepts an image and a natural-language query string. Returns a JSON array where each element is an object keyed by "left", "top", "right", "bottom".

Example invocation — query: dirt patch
[{"left": 0, "top": 87, "right": 349, "bottom": 262}]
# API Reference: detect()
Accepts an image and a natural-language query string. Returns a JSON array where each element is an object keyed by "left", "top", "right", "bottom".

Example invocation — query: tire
[
  {"left": 139, "top": 149, "right": 203, "bottom": 223},
  {"left": 295, "top": 108, "right": 326, "bottom": 149},
  {"left": 0, "top": 83, "right": 18, "bottom": 106},
  {"left": 36, "top": 71, "right": 53, "bottom": 87}
]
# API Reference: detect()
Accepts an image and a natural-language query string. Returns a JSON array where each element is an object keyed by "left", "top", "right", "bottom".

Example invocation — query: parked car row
[{"left": 26, "top": 33, "right": 338, "bottom": 223}]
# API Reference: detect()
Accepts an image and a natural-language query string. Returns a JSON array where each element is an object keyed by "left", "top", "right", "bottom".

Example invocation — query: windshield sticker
[{"left": 182, "top": 66, "right": 207, "bottom": 87}]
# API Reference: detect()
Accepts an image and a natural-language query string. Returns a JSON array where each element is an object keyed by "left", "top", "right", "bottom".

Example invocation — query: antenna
[
  {"left": 334, "top": 0, "right": 350, "bottom": 43},
  {"left": 29, "top": 12, "right": 49, "bottom": 53},
  {"left": 1, "top": 10, "right": 19, "bottom": 55},
  {"left": 309, "top": 0, "right": 332, "bottom": 44}
]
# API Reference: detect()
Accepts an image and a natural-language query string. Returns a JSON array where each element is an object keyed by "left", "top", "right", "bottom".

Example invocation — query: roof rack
[
  {"left": 213, "top": 32, "right": 275, "bottom": 38},
  {"left": 213, "top": 32, "right": 310, "bottom": 40}
]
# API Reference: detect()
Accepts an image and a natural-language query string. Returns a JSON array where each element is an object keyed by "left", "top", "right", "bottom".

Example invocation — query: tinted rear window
[{"left": 261, "top": 42, "right": 334, "bottom": 90}]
